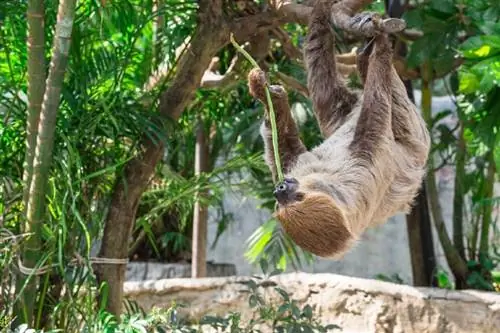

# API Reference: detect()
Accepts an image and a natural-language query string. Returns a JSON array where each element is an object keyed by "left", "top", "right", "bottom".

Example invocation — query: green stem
[
  {"left": 230, "top": 34, "right": 284, "bottom": 182},
  {"left": 479, "top": 151, "right": 495, "bottom": 256}
]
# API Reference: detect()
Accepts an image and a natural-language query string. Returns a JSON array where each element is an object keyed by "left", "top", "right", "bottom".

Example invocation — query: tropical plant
[{"left": 403, "top": 0, "right": 500, "bottom": 289}]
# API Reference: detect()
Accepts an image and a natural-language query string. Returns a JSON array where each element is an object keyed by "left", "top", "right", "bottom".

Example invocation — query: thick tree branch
[{"left": 274, "top": 1, "right": 421, "bottom": 40}]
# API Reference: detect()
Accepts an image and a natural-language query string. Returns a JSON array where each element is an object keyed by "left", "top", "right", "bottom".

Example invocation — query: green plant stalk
[
  {"left": 14, "top": 0, "right": 46, "bottom": 325},
  {"left": 452, "top": 123, "right": 466, "bottom": 260},
  {"left": 479, "top": 151, "right": 496, "bottom": 256},
  {"left": 21, "top": 0, "right": 77, "bottom": 327},
  {"left": 420, "top": 66, "right": 467, "bottom": 283},
  {"left": 229, "top": 34, "right": 284, "bottom": 182}
]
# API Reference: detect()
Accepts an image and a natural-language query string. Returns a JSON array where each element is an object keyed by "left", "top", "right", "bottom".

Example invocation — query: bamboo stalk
[
  {"left": 14, "top": 0, "right": 46, "bottom": 326},
  {"left": 20, "top": 0, "right": 77, "bottom": 326}
]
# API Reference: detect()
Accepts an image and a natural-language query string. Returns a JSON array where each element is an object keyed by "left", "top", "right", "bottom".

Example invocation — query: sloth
[{"left": 247, "top": 3, "right": 430, "bottom": 258}]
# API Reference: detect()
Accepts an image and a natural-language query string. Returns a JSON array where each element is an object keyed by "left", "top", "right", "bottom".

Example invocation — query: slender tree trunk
[
  {"left": 16, "top": 0, "right": 77, "bottom": 327},
  {"left": 385, "top": 0, "right": 437, "bottom": 287},
  {"left": 95, "top": 3, "right": 228, "bottom": 317},
  {"left": 406, "top": 184, "right": 437, "bottom": 286},
  {"left": 421, "top": 64, "right": 468, "bottom": 286},
  {"left": 14, "top": 0, "right": 46, "bottom": 325},
  {"left": 452, "top": 123, "right": 466, "bottom": 260},
  {"left": 192, "top": 118, "right": 210, "bottom": 278}
]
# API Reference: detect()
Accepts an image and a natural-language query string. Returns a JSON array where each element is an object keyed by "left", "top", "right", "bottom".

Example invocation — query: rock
[{"left": 124, "top": 272, "right": 500, "bottom": 333}]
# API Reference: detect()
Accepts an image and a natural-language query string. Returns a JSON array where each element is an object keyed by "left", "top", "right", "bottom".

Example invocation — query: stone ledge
[{"left": 124, "top": 272, "right": 500, "bottom": 333}]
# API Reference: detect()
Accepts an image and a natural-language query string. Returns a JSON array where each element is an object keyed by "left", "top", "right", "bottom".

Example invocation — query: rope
[
  {"left": 229, "top": 34, "right": 284, "bottom": 182},
  {"left": 0, "top": 229, "right": 129, "bottom": 276}
]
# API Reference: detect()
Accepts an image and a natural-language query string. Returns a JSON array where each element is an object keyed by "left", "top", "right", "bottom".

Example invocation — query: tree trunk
[
  {"left": 406, "top": 184, "right": 437, "bottom": 286},
  {"left": 15, "top": 0, "right": 46, "bottom": 325},
  {"left": 17, "top": 0, "right": 76, "bottom": 327},
  {"left": 95, "top": 3, "right": 228, "bottom": 317},
  {"left": 192, "top": 118, "right": 210, "bottom": 278}
]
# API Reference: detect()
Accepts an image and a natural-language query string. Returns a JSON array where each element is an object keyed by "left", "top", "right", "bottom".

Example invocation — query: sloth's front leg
[
  {"left": 332, "top": 9, "right": 406, "bottom": 37},
  {"left": 248, "top": 68, "right": 307, "bottom": 180}
]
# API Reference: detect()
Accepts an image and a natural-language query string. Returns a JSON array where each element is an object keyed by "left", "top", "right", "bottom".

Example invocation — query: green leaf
[
  {"left": 402, "top": 9, "right": 424, "bottom": 30},
  {"left": 275, "top": 287, "right": 290, "bottom": 301},
  {"left": 249, "top": 295, "right": 258, "bottom": 308},
  {"left": 482, "top": 35, "right": 500, "bottom": 49},
  {"left": 459, "top": 71, "right": 480, "bottom": 94},
  {"left": 259, "top": 258, "right": 269, "bottom": 275},
  {"left": 277, "top": 303, "right": 290, "bottom": 315},
  {"left": 429, "top": 0, "right": 457, "bottom": 15},
  {"left": 302, "top": 305, "right": 313, "bottom": 319},
  {"left": 325, "top": 324, "right": 342, "bottom": 330}
]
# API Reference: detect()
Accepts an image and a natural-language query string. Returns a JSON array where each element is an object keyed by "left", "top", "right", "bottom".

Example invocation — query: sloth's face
[
  {"left": 273, "top": 191, "right": 353, "bottom": 258},
  {"left": 273, "top": 177, "right": 304, "bottom": 206}
]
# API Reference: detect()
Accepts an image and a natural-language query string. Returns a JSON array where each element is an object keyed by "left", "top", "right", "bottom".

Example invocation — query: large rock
[{"left": 124, "top": 273, "right": 500, "bottom": 333}]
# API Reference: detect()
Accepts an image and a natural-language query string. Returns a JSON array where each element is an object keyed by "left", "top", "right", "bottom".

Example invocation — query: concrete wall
[{"left": 206, "top": 91, "right": 499, "bottom": 284}]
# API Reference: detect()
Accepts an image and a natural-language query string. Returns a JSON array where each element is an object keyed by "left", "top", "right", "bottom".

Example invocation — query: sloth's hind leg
[{"left": 350, "top": 33, "right": 393, "bottom": 162}]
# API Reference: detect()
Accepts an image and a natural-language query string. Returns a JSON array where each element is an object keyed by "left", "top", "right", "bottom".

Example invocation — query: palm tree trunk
[
  {"left": 14, "top": 0, "right": 46, "bottom": 325},
  {"left": 18, "top": 0, "right": 77, "bottom": 326},
  {"left": 192, "top": 118, "right": 210, "bottom": 278}
]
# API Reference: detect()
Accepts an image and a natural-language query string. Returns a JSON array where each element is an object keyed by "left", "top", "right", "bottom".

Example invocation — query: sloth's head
[{"left": 273, "top": 177, "right": 354, "bottom": 258}]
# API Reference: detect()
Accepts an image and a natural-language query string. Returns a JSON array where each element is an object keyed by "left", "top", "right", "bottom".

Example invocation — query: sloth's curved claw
[{"left": 381, "top": 18, "right": 407, "bottom": 33}]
